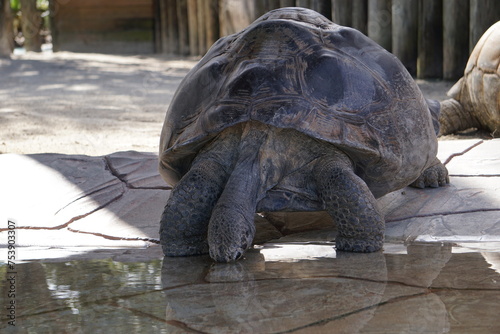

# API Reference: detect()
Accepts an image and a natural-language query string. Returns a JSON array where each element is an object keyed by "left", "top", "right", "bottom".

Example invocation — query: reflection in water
[
  {"left": 0, "top": 243, "right": 499, "bottom": 333},
  {"left": 482, "top": 252, "right": 500, "bottom": 274}
]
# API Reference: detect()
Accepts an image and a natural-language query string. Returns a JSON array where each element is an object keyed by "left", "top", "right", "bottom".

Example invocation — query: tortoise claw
[{"left": 410, "top": 160, "right": 449, "bottom": 189}]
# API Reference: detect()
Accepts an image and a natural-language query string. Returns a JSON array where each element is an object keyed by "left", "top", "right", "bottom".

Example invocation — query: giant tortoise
[
  {"left": 158, "top": 8, "right": 449, "bottom": 262},
  {"left": 440, "top": 21, "right": 500, "bottom": 136}
]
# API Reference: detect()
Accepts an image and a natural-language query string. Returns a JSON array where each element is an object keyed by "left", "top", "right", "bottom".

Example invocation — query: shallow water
[{"left": 1, "top": 242, "right": 499, "bottom": 333}]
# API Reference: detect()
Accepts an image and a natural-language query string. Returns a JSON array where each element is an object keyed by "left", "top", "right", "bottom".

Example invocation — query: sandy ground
[
  {"left": 0, "top": 52, "right": 455, "bottom": 156},
  {"left": 0, "top": 52, "right": 198, "bottom": 155}
]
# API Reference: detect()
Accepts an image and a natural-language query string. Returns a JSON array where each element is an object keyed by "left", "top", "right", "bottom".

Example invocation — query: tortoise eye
[{"left": 304, "top": 56, "right": 344, "bottom": 105}]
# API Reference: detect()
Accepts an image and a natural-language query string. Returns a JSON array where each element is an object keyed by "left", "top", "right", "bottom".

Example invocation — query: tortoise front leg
[
  {"left": 160, "top": 128, "right": 241, "bottom": 257},
  {"left": 160, "top": 158, "right": 229, "bottom": 256},
  {"left": 314, "top": 152, "right": 384, "bottom": 253}
]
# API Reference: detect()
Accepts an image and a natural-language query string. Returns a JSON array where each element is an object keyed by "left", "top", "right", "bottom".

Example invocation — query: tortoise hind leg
[
  {"left": 314, "top": 152, "right": 384, "bottom": 253},
  {"left": 410, "top": 159, "right": 449, "bottom": 189}
]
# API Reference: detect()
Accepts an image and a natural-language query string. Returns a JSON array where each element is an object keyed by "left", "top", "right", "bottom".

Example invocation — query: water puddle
[{"left": 1, "top": 242, "right": 499, "bottom": 333}]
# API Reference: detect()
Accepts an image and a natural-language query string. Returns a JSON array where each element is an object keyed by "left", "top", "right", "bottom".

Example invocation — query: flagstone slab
[
  {"left": 68, "top": 188, "right": 167, "bottom": 241},
  {"left": 0, "top": 229, "right": 149, "bottom": 248},
  {"left": 445, "top": 139, "right": 500, "bottom": 176},
  {"left": 159, "top": 276, "right": 424, "bottom": 334},
  {"left": 385, "top": 210, "right": 500, "bottom": 243},
  {"left": 5, "top": 240, "right": 498, "bottom": 333},
  {"left": 104, "top": 151, "right": 168, "bottom": 189},
  {"left": 303, "top": 292, "right": 450, "bottom": 334},
  {"left": 0, "top": 154, "right": 124, "bottom": 229},
  {"left": 436, "top": 139, "right": 484, "bottom": 164},
  {"left": 380, "top": 176, "right": 500, "bottom": 222}
]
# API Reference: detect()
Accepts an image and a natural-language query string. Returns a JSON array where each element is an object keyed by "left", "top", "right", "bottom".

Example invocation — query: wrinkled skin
[{"left": 159, "top": 8, "right": 449, "bottom": 262}]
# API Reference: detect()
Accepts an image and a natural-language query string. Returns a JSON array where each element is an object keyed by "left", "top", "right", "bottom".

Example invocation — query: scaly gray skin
[{"left": 160, "top": 121, "right": 448, "bottom": 262}]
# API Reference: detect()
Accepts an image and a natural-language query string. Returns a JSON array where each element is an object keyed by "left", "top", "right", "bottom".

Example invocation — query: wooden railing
[{"left": 155, "top": 0, "right": 500, "bottom": 79}]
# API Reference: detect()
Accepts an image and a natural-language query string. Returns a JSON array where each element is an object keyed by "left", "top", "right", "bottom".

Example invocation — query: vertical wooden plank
[
  {"left": 315, "top": 0, "right": 331, "bottom": 19},
  {"left": 219, "top": 0, "right": 257, "bottom": 36},
  {"left": 0, "top": 0, "right": 14, "bottom": 56},
  {"left": 352, "top": 0, "right": 367, "bottom": 34},
  {"left": 177, "top": 0, "right": 190, "bottom": 55},
  {"left": 255, "top": 0, "right": 267, "bottom": 17},
  {"left": 280, "top": 0, "right": 296, "bottom": 7},
  {"left": 48, "top": 0, "right": 59, "bottom": 52},
  {"left": 368, "top": 0, "right": 391, "bottom": 51},
  {"left": 20, "top": 0, "right": 42, "bottom": 52},
  {"left": 332, "top": 0, "right": 352, "bottom": 26},
  {"left": 153, "top": 0, "right": 162, "bottom": 53},
  {"left": 296, "top": 0, "right": 311, "bottom": 9},
  {"left": 166, "top": 0, "right": 179, "bottom": 54},
  {"left": 267, "top": 0, "right": 281, "bottom": 11},
  {"left": 417, "top": 0, "right": 443, "bottom": 78},
  {"left": 204, "top": 0, "right": 219, "bottom": 49},
  {"left": 158, "top": 0, "right": 171, "bottom": 54},
  {"left": 187, "top": 0, "right": 198, "bottom": 55},
  {"left": 443, "top": 0, "right": 469, "bottom": 80},
  {"left": 392, "top": 0, "right": 418, "bottom": 75},
  {"left": 197, "top": 0, "right": 206, "bottom": 54},
  {"left": 470, "top": 0, "right": 500, "bottom": 52}
]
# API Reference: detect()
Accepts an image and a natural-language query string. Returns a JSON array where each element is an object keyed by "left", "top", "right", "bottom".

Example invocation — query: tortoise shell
[
  {"left": 159, "top": 8, "right": 439, "bottom": 198},
  {"left": 448, "top": 20, "right": 500, "bottom": 134}
]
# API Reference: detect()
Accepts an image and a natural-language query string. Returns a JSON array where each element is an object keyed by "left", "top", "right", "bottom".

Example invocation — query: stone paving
[{"left": 1, "top": 138, "right": 499, "bottom": 257}]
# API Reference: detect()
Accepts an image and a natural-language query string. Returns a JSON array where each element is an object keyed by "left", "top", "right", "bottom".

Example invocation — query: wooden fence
[
  {"left": 51, "top": 0, "right": 156, "bottom": 54},
  {"left": 156, "top": 0, "right": 500, "bottom": 79}
]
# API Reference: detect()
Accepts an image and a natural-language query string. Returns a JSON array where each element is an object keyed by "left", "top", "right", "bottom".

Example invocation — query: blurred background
[{"left": 0, "top": 0, "right": 499, "bottom": 79}]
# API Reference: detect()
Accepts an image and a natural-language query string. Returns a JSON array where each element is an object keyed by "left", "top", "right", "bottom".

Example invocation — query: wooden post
[
  {"left": 417, "top": 0, "right": 443, "bottom": 78},
  {"left": 219, "top": 0, "right": 257, "bottom": 36},
  {"left": 197, "top": 0, "right": 206, "bottom": 55},
  {"left": 20, "top": 0, "right": 42, "bottom": 52},
  {"left": 48, "top": 0, "right": 59, "bottom": 52},
  {"left": 367, "top": 0, "right": 391, "bottom": 51},
  {"left": 256, "top": 0, "right": 282, "bottom": 17},
  {"left": 280, "top": 0, "right": 296, "bottom": 7},
  {"left": 315, "top": 0, "right": 332, "bottom": 20},
  {"left": 153, "top": 0, "right": 162, "bottom": 53},
  {"left": 204, "top": 0, "right": 219, "bottom": 50},
  {"left": 470, "top": 0, "right": 500, "bottom": 52},
  {"left": 296, "top": 0, "right": 311, "bottom": 9},
  {"left": 177, "top": 0, "right": 190, "bottom": 56},
  {"left": 352, "top": 0, "right": 367, "bottom": 35},
  {"left": 443, "top": 0, "right": 469, "bottom": 80},
  {"left": 187, "top": 0, "right": 198, "bottom": 55},
  {"left": 166, "top": 0, "right": 179, "bottom": 55},
  {"left": 392, "top": 0, "right": 418, "bottom": 75},
  {"left": 157, "top": 0, "right": 172, "bottom": 54},
  {"left": 0, "top": 0, "right": 14, "bottom": 57},
  {"left": 254, "top": 0, "right": 267, "bottom": 17},
  {"left": 332, "top": 0, "right": 352, "bottom": 26},
  {"left": 267, "top": 0, "right": 281, "bottom": 11}
]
